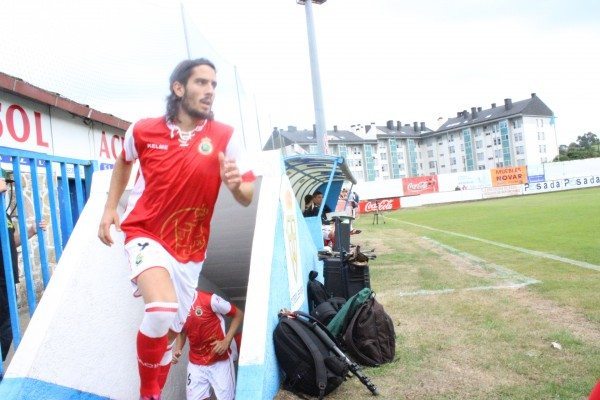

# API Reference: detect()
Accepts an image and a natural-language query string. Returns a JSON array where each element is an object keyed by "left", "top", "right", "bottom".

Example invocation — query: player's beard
[{"left": 181, "top": 93, "right": 214, "bottom": 121}]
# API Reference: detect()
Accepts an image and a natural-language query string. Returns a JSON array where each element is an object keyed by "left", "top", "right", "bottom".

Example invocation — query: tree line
[{"left": 554, "top": 132, "right": 600, "bottom": 161}]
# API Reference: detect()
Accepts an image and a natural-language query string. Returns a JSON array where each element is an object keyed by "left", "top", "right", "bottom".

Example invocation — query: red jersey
[
  {"left": 120, "top": 117, "right": 254, "bottom": 263},
  {"left": 183, "top": 291, "right": 237, "bottom": 366}
]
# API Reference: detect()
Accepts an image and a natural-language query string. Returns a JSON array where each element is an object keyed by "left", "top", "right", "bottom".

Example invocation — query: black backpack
[
  {"left": 307, "top": 270, "right": 329, "bottom": 312},
  {"left": 310, "top": 297, "right": 346, "bottom": 326},
  {"left": 341, "top": 293, "right": 396, "bottom": 367},
  {"left": 274, "top": 312, "right": 349, "bottom": 399}
]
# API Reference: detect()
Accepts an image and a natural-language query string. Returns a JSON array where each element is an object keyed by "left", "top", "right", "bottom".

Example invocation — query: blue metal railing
[{"left": 0, "top": 146, "right": 96, "bottom": 371}]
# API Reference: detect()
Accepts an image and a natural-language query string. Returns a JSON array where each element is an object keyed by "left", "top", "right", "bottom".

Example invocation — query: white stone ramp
[{"left": 0, "top": 169, "right": 146, "bottom": 399}]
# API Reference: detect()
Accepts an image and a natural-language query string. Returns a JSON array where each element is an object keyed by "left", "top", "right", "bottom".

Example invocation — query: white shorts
[
  {"left": 186, "top": 358, "right": 236, "bottom": 400},
  {"left": 125, "top": 237, "right": 203, "bottom": 333}
]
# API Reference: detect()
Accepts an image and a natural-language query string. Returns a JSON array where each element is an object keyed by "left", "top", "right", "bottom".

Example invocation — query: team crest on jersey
[
  {"left": 194, "top": 306, "right": 203, "bottom": 317},
  {"left": 198, "top": 137, "right": 213, "bottom": 155}
]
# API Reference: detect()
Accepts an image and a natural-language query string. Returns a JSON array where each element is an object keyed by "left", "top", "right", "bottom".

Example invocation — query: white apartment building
[{"left": 264, "top": 93, "right": 558, "bottom": 182}]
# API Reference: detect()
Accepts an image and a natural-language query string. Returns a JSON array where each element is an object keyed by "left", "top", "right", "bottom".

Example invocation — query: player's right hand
[{"left": 98, "top": 208, "right": 121, "bottom": 246}]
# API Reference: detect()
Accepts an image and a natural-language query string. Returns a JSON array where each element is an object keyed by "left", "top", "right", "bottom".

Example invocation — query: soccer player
[
  {"left": 98, "top": 58, "right": 255, "bottom": 400},
  {"left": 172, "top": 291, "right": 244, "bottom": 400}
]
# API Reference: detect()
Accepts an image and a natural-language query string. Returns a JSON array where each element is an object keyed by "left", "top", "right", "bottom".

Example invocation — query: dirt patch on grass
[
  {"left": 510, "top": 289, "right": 600, "bottom": 343},
  {"left": 352, "top": 234, "right": 394, "bottom": 256},
  {"left": 416, "top": 236, "right": 497, "bottom": 279}
]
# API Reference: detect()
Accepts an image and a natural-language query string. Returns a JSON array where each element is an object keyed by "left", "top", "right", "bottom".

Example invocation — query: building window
[
  {"left": 514, "top": 132, "right": 523, "bottom": 142},
  {"left": 478, "top": 165, "right": 486, "bottom": 170},
  {"left": 539, "top": 144, "right": 546, "bottom": 153},
  {"left": 448, "top": 134, "right": 454, "bottom": 142},
  {"left": 495, "top": 149, "right": 502, "bottom": 158},
  {"left": 517, "top": 159, "right": 526, "bottom": 166},
  {"left": 460, "top": 144, "right": 464, "bottom": 151},
  {"left": 429, "top": 161, "right": 436, "bottom": 169},
  {"left": 538, "top": 132, "right": 545, "bottom": 140},
  {"left": 427, "top": 149, "right": 434, "bottom": 158},
  {"left": 449, "top": 146, "right": 455, "bottom": 154},
  {"left": 476, "top": 140, "right": 483, "bottom": 149},
  {"left": 399, "top": 163, "right": 405, "bottom": 170},
  {"left": 427, "top": 140, "right": 433, "bottom": 147},
  {"left": 380, "top": 152, "right": 386, "bottom": 160},
  {"left": 477, "top": 152, "right": 484, "bottom": 161},
  {"left": 450, "top": 157, "right": 457, "bottom": 165},
  {"left": 516, "top": 146, "right": 525, "bottom": 155}
]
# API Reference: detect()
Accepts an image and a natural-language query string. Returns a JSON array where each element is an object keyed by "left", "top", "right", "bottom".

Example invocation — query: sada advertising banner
[
  {"left": 358, "top": 197, "right": 401, "bottom": 213},
  {"left": 490, "top": 166, "right": 527, "bottom": 187},
  {"left": 402, "top": 176, "right": 439, "bottom": 195},
  {"left": 523, "top": 175, "right": 600, "bottom": 195}
]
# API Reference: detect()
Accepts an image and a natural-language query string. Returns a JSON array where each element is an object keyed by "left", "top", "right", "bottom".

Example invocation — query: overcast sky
[{"left": 1, "top": 0, "right": 599, "bottom": 151}]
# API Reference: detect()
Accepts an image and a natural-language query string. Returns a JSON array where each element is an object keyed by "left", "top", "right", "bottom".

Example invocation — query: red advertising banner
[
  {"left": 402, "top": 176, "right": 439, "bottom": 195},
  {"left": 358, "top": 197, "right": 401, "bottom": 213}
]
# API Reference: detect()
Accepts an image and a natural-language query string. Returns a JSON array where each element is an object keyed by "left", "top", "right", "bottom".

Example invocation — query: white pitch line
[
  {"left": 395, "top": 282, "right": 537, "bottom": 297},
  {"left": 383, "top": 215, "right": 600, "bottom": 272},
  {"left": 392, "top": 237, "right": 539, "bottom": 297}
]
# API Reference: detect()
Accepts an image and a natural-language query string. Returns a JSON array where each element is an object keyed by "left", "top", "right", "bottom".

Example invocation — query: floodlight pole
[{"left": 299, "top": 0, "right": 328, "bottom": 155}]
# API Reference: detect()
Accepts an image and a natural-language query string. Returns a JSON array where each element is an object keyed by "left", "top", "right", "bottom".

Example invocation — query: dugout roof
[{"left": 284, "top": 154, "right": 356, "bottom": 207}]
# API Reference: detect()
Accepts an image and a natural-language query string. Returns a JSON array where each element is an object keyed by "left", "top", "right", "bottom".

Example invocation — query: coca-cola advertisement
[
  {"left": 402, "top": 176, "right": 439, "bottom": 196},
  {"left": 358, "top": 197, "right": 401, "bottom": 214}
]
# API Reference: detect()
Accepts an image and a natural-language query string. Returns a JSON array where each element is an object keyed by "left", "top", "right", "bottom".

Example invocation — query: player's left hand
[
  {"left": 171, "top": 348, "right": 182, "bottom": 364},
  {"left": 218, "top": 152, "right": 242, "bottom": 191},
  {"left": 211, "top": 339, "right": 230, "bottom": 356}
]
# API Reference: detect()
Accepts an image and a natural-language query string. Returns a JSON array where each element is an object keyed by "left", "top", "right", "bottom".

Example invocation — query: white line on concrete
[{"left": 383, "top": 215, "right": 600, "bottom": 272}]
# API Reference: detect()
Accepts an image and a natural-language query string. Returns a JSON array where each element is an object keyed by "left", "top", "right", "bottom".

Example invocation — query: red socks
[
  {"left": 157, "top": 363, "right": 172, "bottom": 390},
  {"left": 137, "top": 331, "right": 168, "bottom": 397},
  {"left": 157, "top": 342, "right": 174, "bottom": 390}
]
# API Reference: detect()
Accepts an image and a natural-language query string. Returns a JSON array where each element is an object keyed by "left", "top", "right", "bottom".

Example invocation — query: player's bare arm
[
  {"left": 171, "top": 331, "right": 187, "bottom": 365},
  {"left": 98, "top": 155, "right": 133, "bottom": 246},
  {"left": 218, "top": 152, "right": 254, "bottom": 207}
]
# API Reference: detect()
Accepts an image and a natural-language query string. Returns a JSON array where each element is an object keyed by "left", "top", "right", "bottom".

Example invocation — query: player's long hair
[{"left": 166, "top": 58, "right": 216, "bottom": 123}]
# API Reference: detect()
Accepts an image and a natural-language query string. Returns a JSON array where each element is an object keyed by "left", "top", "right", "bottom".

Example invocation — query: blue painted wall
[{"left": 236, "top": 201, "right": 322, "bottom": 399}]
